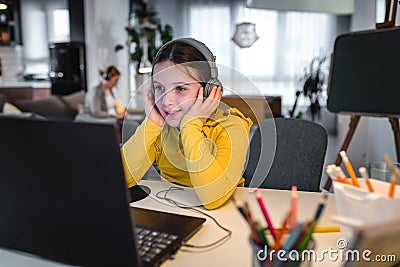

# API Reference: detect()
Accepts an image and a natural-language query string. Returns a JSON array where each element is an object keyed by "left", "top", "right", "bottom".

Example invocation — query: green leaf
[{"left": 115, "top": 44, "right": 124, "bottom": 52}]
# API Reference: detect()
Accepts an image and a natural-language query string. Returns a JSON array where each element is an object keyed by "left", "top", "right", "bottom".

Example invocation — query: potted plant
[
  {"left": 115, "top": 0, "right": 173, "bottom": 74},
  {"left": 298, "top": 55, "right": 328, "bottom": 121}
]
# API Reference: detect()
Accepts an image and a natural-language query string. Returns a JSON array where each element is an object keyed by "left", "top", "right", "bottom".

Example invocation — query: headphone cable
[{"left": 155, "top": 186, "right": 232, "bottom": 250}]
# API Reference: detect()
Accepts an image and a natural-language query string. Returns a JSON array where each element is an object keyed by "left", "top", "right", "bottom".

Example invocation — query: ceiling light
[{"left": 232, "top": 22, "right": 259, "bottom": 48}]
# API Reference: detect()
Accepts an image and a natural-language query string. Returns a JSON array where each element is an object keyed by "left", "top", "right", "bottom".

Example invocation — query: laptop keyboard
[{"left": 135, "top": 226, "right": 182, "bottom": 267}]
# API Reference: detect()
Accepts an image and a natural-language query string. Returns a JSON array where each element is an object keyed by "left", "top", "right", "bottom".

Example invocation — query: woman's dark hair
[
  {"left": 99, "top": 65, "right": 121, "bottom": 80},
  {"left": 151, "top": 41, "right": 211, "bottom": 87}
]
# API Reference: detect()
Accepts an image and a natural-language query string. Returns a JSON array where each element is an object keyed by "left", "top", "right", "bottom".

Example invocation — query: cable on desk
[{"left": 155, "top": 186, "right": 232, "bottom": 250}]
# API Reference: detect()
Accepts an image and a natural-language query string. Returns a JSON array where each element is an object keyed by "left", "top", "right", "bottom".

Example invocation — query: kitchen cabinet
[{"left": 0, "top": 0, "right": 22, "bottom": 45}]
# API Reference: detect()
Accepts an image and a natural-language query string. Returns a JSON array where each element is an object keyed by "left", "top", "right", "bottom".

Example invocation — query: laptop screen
[{"left": 0, "top": 118, "right": 141, "bottom": 266}]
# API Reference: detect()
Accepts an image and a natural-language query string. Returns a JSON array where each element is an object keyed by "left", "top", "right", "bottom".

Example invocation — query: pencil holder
[
  {"left": 250, "top": 237, "right": 315, "bottom": 267},
  {"left": 333, "top": 178, "right": 400, "bottom": 242}
]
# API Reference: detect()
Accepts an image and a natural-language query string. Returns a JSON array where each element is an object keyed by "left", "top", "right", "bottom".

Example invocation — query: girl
[{"left": 122, "top": 38, "right": 252, "bottom": 209}]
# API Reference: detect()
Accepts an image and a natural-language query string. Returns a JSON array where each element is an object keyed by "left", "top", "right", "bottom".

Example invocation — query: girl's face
[{"left": 153, "top": 61, "right": 202, "bottom": 128}]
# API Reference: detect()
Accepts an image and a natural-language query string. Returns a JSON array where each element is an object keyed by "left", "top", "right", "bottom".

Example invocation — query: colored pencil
[
  {"left": 273, "top": 210, "right": 291, "bottom": 250},
  {"left": 384, "top": 154, "right": 400, "bottom": 183},
  {"left": 334, "top": 166, "right": 352, "bottom": 185},
  {"left": 388, "top": 175, "right": 397, "bottom": 198},
  {"left": 273, "top": 225, "right": 340, "bottom": 234},
  {"left": 340, "top": 151, "right": 360, "bottom": 187},
  {"left": 290, "top": 185, "right": 297, "bottom": 229},
  {"left": 254, "top": 189, "right": 277, "bottom": 240},
  {"left": 359, "top": 166, "right": 375, "bottom": 192}
]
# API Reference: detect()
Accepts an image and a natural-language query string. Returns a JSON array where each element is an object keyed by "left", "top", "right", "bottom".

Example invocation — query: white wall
[
  {"left": 84, "top": 0, "right": 130, "bottom": 106},
  {"left": 20, "top": 0, "right": 48, "bottom": 61},
  {"left": 149, "top": 0, "right": 182, "bottom": 37}
]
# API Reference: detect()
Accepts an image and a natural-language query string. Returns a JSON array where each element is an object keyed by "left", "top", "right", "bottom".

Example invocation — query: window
[
  {"left": 183, "top": 1, "right": 339, "bottom": 109},
  {"left": 53, "top": 9, "right": 70, "bottom": 41}
]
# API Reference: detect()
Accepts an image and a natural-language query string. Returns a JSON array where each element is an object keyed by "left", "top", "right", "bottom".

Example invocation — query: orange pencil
[
  {"left": 334, "top": 166, "right": 352, "bottom": 185},
  {"left": 326, "top": 165, "right": 347, "bottom": 184},
  {"left": 388, "top": 175, "right": 397, "bottom": 198},
  {"left": 340, "top": 151, "right": 360, "bottom": 188},
  {"left": 359, "top": 167, "right": 375, "bottom": 192},
  {"left": 273, "top": 211, "right": 291, "bottom": 250}
]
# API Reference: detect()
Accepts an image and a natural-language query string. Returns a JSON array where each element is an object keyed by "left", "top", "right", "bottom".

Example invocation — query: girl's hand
[
  {"left": 144, "top": 86, "right": 165, "bottom": 127},
  {"left": 186, "top": 86, "right": 222, "bottom": 124}
]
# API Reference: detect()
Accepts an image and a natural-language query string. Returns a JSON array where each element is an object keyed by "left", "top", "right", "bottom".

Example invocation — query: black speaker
[{"left": 49, "top": 41, "right": 87, "bottom": 95}]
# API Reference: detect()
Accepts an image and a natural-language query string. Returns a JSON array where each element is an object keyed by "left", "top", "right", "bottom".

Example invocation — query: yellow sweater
[{"left": 121, "top": 108, "right": 253, "bottom": 209}]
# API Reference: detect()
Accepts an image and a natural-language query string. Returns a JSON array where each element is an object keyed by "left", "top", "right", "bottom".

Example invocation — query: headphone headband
[
  {"left": 155, "top": 38, "right": 219, "bottom": 79},
  {"left": 103, "top": 66, "right": 114, "bottom": 81},
  {"left": 153, "top": 38, "right": 222, "bottom": 97},
  {"left": 106, "top": 66, "right": 113, "bottom": 74}
]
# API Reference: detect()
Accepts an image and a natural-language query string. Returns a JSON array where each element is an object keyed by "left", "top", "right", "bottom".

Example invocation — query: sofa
[{"left": 0, "top": 90, "right": 86, "bottom": 121}]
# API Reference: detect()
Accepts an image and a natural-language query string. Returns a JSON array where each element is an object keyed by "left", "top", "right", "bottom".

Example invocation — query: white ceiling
[{"left": 246, "top": 0, "right": 356, "bottom": 15}]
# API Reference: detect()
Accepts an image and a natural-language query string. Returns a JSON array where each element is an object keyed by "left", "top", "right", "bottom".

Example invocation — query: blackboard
[{"left": 327, "top": 27, "right": 400, "bottom": 116}]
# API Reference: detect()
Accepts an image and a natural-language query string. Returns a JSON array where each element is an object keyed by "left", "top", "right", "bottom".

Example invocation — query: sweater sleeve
[
  {"left": 121, "top": 118, "right": 162, "bottom": 187},
  {"left": 179, "top": 113, "right": 251, "bottom": 209}
]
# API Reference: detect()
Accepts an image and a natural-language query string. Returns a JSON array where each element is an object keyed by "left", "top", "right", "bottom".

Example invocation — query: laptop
[{"left": 0, "top": 117, "right": 206, "bottom": 267}]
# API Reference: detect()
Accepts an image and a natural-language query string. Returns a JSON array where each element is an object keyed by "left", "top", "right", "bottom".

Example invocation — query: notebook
[{"left": 0, "top": 117, "right": 206, "bottom": 267}]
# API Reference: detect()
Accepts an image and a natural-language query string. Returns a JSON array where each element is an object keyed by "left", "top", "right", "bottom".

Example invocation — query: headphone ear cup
[
  {"left": 103, "top": 72, "right": 110, "bottom": 81},
  {"left": 203, "top": 78, "right": 223, "bottom": 97},
  {"left": 203, "top": 82, "right": 213, "bottom": 98}
]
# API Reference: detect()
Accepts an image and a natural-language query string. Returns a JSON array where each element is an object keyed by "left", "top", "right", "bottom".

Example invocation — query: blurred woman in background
[{"left": 85, "top": 65, "right": 125, "bottom": 118}]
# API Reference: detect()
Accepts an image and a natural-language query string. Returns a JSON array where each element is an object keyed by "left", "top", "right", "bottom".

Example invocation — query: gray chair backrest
[{"left": 243, "top": 118, "right": 328, "bottom": 192}]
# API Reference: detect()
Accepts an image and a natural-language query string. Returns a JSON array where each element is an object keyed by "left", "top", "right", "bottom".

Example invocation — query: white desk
[
  {"left": 132, "top": 180, "right": 343, "bottom": 267},
  {"left": 0, "top": 180, "right": 343, "bottom": 267}
]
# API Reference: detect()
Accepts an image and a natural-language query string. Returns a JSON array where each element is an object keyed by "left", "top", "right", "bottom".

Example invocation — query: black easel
[{"left": 323, "top": 0, "right": 400, "bottom": 190}]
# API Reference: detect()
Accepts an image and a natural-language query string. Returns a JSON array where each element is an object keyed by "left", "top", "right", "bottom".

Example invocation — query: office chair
[
  {"left": 121, "top": 119, "right": 139, "bottom": 144},
  {"left": 243, "top": 118, "right": 328, "bottom": 192}
]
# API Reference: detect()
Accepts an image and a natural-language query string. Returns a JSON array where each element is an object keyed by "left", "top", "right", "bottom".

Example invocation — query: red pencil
[
  {"left": 254, "top": 189, "right": 277, "bottom": 241},
  {"left": 290, "top": 185, "right": 298, "bottom": 230}
]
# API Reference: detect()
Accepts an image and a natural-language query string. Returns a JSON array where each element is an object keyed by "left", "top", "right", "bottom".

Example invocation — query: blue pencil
[
  {"left": 281, "top": 222, "right": 305, "bottom": 252},
  {"left": 314, "top": 192, "right": 328, "bottom": 221}
]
